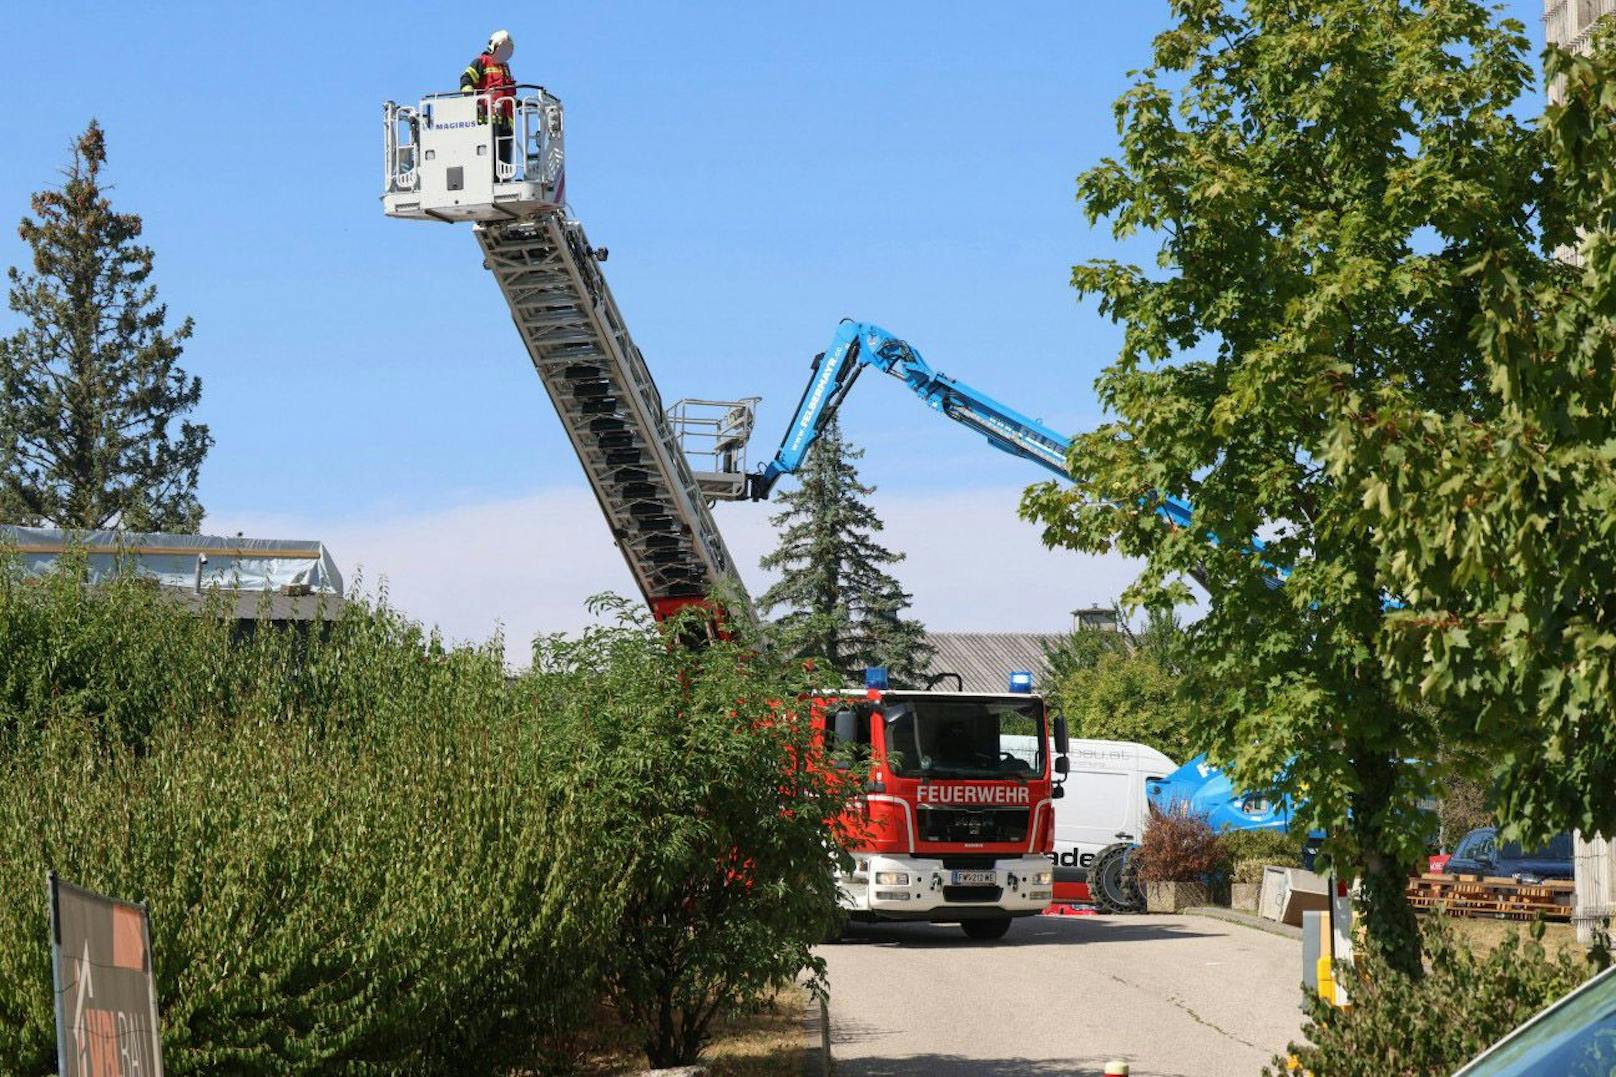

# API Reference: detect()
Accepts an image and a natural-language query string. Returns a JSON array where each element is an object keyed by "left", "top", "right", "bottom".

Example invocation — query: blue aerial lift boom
[{"left": 747, "top": 319, "right": 1197, "bottom": 537}]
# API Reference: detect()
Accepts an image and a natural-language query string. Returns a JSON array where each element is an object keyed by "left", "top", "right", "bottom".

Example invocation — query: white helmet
[{"left": 488, "top": 29, "right": 514, "bottom": 63}]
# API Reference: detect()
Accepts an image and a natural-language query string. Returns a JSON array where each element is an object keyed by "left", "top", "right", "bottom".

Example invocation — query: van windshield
[{"left": 881, "top": 696, "right": 1044, "bottom": 779}]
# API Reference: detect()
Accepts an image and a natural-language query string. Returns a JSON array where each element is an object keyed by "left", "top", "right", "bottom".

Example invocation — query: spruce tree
[
  {"left": 758, "top": 417, "right": 931, "bottom": 686},
  {"left": 0, "top": 121, "right": 211, "bottom": 531}
]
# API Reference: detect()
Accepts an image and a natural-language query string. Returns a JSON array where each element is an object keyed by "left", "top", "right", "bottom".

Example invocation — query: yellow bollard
[{"left": 1104, "top": 1062, "right": 1130, "bottom": 1076}]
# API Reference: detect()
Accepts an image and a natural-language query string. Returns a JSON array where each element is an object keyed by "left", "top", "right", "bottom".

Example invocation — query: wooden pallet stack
[{"left": 1405, "top": 873, "right": 1575, "bottom": 921}]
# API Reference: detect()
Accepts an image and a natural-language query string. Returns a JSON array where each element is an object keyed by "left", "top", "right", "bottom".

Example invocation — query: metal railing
[
  {"left": 667, "top": 398, "right": 761, "bottom": 492},
  {"left": 383, "top": 84, "right": 565, "bottom": 201},
  {"left": 383, "top": 101, "right": 420, "bottom": 192}
]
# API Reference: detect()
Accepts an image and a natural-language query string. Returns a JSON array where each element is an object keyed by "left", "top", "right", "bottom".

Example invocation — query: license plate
[{"left": 951, "top": 870, "right": 996, "bottom": 886}]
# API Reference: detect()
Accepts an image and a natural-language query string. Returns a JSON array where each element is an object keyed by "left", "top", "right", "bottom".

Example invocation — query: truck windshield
[{"left": 881, "top": 696, "right": 1044, "bottom": 779}]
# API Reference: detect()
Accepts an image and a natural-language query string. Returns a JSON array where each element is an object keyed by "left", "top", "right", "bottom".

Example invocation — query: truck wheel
[
  {"left": 961, "top": 917, "right": 1012, "bottom": 941},
  {"left": 1091, "top": 842, "right": 1144, "bottom": 913}
]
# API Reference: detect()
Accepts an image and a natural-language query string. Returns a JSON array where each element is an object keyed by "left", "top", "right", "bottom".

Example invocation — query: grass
[
  {"left": 573, "top": 986, "right": 809, "bottom": 1075},
  {"left": 1420, "top": 912, "right": 1585, "bottom": 960},
  {"left": 701, "top": 988, "right": 810, "bottom": 1077}
]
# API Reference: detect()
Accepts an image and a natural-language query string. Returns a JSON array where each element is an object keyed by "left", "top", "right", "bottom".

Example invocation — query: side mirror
[
  {"left": 833, "top": 709, "right": 858, "bottom": 744},
  {"left": 1053, "top": 715, "right": 1070, "bottom": 756},
  {"left": 1055, "top": 756, "right": 1070, "bottom": 776},
  {"left": 1052, "top": 785, "right": 1065, "bottom": 799}
]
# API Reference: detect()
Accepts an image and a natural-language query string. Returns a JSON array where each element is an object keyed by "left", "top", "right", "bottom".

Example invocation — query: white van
[
  {"left": 1051, "top": 739, "right": 1177, "bottom": 907},
  {"left": 1000, "top": 736, "right": 1176, "bottom": 907}
]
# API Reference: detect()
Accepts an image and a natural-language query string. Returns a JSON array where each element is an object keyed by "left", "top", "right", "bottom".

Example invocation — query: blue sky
[{"left": 0, "top": 2, "right": 1550, "bottom": 652}]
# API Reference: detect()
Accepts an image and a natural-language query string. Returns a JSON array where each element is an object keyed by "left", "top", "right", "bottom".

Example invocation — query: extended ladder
[
  {"left": 383, "top": 87, "right": 750, "bottom": 621},
  {"left": 477, "top": 214, "right": 746, "bottom": 620}
]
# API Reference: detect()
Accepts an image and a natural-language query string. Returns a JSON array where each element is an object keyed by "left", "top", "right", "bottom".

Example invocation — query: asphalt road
[{"left": 813, "top": 912, "right": 1304, "bottom": 1077}]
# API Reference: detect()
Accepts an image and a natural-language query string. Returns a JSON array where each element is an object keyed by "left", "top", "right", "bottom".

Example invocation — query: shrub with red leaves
[{"left": 1133, "top": 808, "right": 1224, "bottom": 883}]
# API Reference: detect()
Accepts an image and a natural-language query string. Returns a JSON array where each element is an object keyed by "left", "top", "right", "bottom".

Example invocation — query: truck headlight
[
  {"left": 1034, "top": 870, "right": 1053, "bottom": 886},
  {"left": 874, "top": 871, "right": 910, "bottom": 886}
]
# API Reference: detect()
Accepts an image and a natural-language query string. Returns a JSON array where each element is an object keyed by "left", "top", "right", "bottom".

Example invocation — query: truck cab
[{"left": 819, "top": 684, "right": 1067, "bottom": 940}]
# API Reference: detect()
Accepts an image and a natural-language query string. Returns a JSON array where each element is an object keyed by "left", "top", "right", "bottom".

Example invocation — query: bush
[
  {"left": 530, "top": 599, "right": 846, "bottom": 1067},
  {"left": 1133, "top": 810, "right": 1223, "bottom": 883},
  {"left": 1274, "top": 918, "right": 1603, "bottom": 1076},
  {"left": 0, "top": 567, "right": 846, "bottom": 1073},
  {"left": 1231, "top": 857, "right": 1269, "bottom": 885},
  {"left": 0, "top": 581, "right": 600, "bottom": 1074},
  {"left": 1220, "top": 828, "right": 1305, "bottom": 883}
]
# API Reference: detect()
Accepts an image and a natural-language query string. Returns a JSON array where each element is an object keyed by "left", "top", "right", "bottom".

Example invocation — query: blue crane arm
[{"left": 748, "top": 319, "right": 1199, "bottom": 533}]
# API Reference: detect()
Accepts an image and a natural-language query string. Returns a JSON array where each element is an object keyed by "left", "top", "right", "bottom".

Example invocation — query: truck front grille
[{"left": 918, "top": 806, "right": 1028, "bottom": 844}]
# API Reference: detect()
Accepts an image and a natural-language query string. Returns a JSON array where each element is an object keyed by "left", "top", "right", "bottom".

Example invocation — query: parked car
[{"left": 1445, "top": 827, "right": 1575, "bottom": 881}]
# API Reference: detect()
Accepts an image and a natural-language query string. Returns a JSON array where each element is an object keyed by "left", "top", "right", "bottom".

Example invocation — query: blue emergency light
[
  {"left": 864, "top": 666, "right": 889, "bottom": 690},
  {"left": 1008, "top": 671, "right": 1034, "bottom": 694}
]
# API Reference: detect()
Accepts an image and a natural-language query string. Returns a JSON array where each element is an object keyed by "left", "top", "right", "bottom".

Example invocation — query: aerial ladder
[{"left": 381, "top": 87, "right": 759, "bottom": 623}]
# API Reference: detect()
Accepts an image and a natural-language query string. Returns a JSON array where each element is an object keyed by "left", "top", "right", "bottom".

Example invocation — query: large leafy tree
[
  {"left": 1045, "top": 610, "right": 1196, "bottom": 763},
  {"left": 759, "top": 417, "right": 932, "bottom": 686},
  {"left": 1021, "top": 0, "right": 1543, "bottom": 974},
  {"left": 1, "top": 121, "right": 210, "bottom": 531},
  {"left": 1328, "top": 33, "right": 1616, "bottom": 847}
]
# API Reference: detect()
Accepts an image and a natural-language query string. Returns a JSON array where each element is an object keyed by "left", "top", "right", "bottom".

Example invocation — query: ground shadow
[
  {"left": 833, "top": 914, "right": 1221, "bottom": 950},
  {"left": 827, "top": 1053, "right": 1201, "bottom": 1077}
]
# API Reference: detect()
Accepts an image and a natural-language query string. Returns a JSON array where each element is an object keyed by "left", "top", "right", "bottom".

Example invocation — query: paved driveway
[{"left": 814, "top": 912, "right": 1304, "bottom": 1077}]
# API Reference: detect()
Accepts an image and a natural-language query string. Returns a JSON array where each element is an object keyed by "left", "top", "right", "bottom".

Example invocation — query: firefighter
[{"left": 461, "top": 30, "right": 517, "bottom": 173}]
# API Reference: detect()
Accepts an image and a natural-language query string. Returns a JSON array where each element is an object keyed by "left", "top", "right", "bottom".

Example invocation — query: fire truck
[
  {"left": 816, "top": 671, "right": 1069, "bottom": 939},
  {"left": 381, "top": 84, "right": 1071, "bottom": 939}
]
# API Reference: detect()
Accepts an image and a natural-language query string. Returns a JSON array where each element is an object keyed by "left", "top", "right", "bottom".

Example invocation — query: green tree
[
  {"left": 1044, "top": 609, "right": 1196, "bottom": 763},
  {"left": 1435, "top": 744, "right": 1494, "bottom": 853},
  {"left": 1327, "top": 30, "right": 1616, "bottom": 849},
  {"left": 759, "top": 417, "right": 932, "bottom": 685},
  {"left": 1021, "top": 0, "right": 1542, "bottom": 975},
  {"left": 532, "top": 598, "right": 850, "bottom": 1068},
  {"left": 1, "top": 121, "right": 210, "bottom": 531}
]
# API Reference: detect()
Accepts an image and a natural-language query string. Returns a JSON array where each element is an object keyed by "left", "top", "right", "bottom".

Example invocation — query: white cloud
[{"left": 208, "top": 485, "right": 1144, "bottom": 666}]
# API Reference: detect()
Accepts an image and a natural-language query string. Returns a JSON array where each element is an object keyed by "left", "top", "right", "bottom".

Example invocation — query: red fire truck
[{"left": 818, "top": 670, "right": 1070, "bottom": 940}]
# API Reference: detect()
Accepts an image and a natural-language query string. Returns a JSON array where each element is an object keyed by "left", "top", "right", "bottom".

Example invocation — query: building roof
[
  {"left": 922, "top": 632, "right": 1066, "bottom": 695},
  {"left": 3, "top": 526, "right": 343, "bottom": 595},
  {"left": 3, "top": 526, "right": 345, "bottom": 622}
]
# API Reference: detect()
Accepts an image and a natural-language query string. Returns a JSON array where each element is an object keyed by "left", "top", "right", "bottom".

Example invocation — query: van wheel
[
  {"left": 961, "top": 917, "right": 1012, "bottom": 941},
  {"left": 1091, "top": 843, "right": 1144, "bottom": 913}
]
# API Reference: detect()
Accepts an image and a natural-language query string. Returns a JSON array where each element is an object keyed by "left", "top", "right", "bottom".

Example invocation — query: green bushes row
[
  {"left": 1277, "top": 919, "right": 1603, "bottom": 1075},
  {"left": 1221, "top": 828, "right": 1307, "bottom": 883},
  {"left": 1131, "top": 812, "right": 1306, "bottom": 884},
  {"left": 0, "top": 569, "right": 844, "bottom": 1073}
]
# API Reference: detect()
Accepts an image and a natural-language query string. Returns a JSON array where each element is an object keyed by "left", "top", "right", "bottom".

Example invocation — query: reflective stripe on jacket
[{"left": 459, "top": 53, "right": 516, "bottom": 124}]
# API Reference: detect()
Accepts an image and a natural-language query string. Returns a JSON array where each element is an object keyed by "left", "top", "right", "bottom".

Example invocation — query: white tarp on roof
[{"left": 0, "top": 526, "right": 343, "bottom": 595}]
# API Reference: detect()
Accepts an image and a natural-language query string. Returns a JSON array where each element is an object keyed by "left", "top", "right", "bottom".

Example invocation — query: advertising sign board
[{"left": 48, "top": 873, "right": 164, "bottom": 1077}]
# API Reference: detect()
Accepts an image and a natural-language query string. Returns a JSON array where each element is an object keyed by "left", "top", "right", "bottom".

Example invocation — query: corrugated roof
[{"left": 922, "top": 632, "right": 1066, "bottom": 694}]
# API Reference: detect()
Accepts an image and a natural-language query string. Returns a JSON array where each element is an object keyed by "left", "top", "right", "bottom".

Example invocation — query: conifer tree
[
  {"left": 0, "top": 121, "right": 211, "bottom": 531},
  {"left": 759, "top": 417, "right": 931, "bottom": 685}
]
